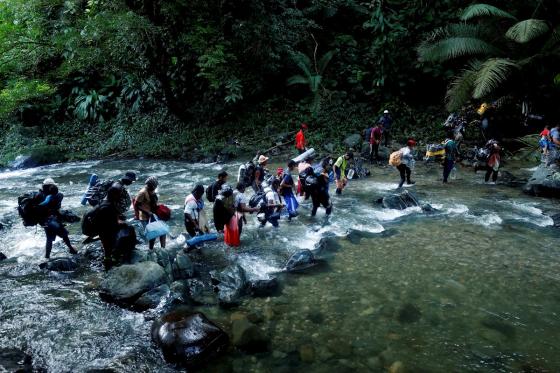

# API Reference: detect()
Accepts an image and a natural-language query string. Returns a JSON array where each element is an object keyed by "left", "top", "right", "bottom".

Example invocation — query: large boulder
[
  {"left": 210, "top": 264, "right": 248, "bottom": 307},
  {"left": 0, "top": 348, "right": 33, "bottom": 372},
  {"left": 231, "top": 313, "right": 269, "bottom": 353},
  {"left": 249, "top": 278, "right": 280, "bottom": 297},
  {"left": 285, "top": 249, "right": 316, "bottom": 272},
  {"left": 523, "top": 164, "right": 560, "bottom": 198},
  {"left": 39, "top": 257, "right": 79, "bottom": 272},
  {"left": 380, "top": 190, "right": 419, "bottom": 210},
  {"left": 100, "top": 262, "right": 167, "bottom": 306},
  {"left": 134, "top": 284, "right": 170, "bottom": 310},
  {"left": 171, "top": 252, "right": 194, "bottom": 280},
  {"left": 343, "top": 134, "right": 362, "bottom": 149},
  {"left": 0, "top": 252, "right": 6, "bottom": 261},
  {"left": 152, "top": 310, "right": 229, "bottom": 368}
]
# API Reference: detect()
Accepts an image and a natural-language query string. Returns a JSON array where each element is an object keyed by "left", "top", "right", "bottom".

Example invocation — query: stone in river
[
  {"left": 0, "top": 348, "right": 33, "bottom": 372},
  {"left": 299, "top": 344, "right": 315, "bottom": 363},
  {"left": 0, "top": 252, "right": 7, "bottom": 261},
  {"left": 210, "top": 264, "right": 249, "bottom": 307},
  {"left": 480, "top": 316, "right": 516, "bottom": 339},
  {"left": 381, "top": 190, "right": 419, "bottom": 210},
  {"left": 397, "top": 303, "right": 422, "bottom": 323},
  {"left": 285, "top": 249, "right": 316, "bottom": 272},
  {"left": 171, "top": 251, "right": 194, "bottom": 280},
  {"left": 523, "top": 164, "right": 560, "bottom": 198},
  {"left": 39, "top": 257, "right": 79, "bottom": 272},
  {"left": 152, "top": 310, "right": 229, "bottom": 368},
  {"left": 343, "top": 134, "right": 361, "bottom": 148},
  {"left": 231, "top": 314, "right": 269, "bottom": 353},
  {"left": 389, "top": 361, "right": 406, "bottom": 373},
  {"left": 249, "top": 278, "right": 280, "bottom": 297},
  {"left": 100, "top": 261, "right": 167, "bottom": 306},
  {"left": 134, "top": 284, "right": 170, "bottom": 310}
]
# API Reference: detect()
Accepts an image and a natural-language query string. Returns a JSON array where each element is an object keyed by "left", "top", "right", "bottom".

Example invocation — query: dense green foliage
[{"left": 0, "top": 0, "right": 558, "bottom": 164}]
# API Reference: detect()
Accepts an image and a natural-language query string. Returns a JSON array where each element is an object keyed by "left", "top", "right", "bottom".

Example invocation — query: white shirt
[
  {"left": 399, "top": 146, "right": 415, "bottom": 168},
  {"left": 266, "top": 189, "right": 281, "bottom": 206},
  {"left": 184, "top": 194, "right": 199, "bottom": 220},
  {"left": 233, "top": 190, "right": 247, "bottom": 209}
]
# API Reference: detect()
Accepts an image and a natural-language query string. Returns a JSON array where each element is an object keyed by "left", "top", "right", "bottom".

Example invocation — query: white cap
[
  {"left": 43, "top": 178, "right": 56, "bottom": 186},
  {"left": 383, "top": 110, "right": 389, "bottom": 114}
]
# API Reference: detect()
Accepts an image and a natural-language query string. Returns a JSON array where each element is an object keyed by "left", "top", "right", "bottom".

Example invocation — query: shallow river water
[{"left": 0, "top": 158, "right": 559, "bottom": 372}]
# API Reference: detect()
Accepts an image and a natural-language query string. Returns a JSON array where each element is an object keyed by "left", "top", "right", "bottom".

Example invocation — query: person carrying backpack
[
  {"left": 370, "top": 122, "right": 383, "bottom": 163},
  {"left": 311, "top": 159, "right": 333, "bottom": 217},
  {"left": 96, "top": 184, "right": 125, "bottom": 269},
  {"left": 206, "top": 171, "right": 228, "bottom": 202},
  {"left": 483, "top": 140, "right": 501, "bottom": 184},
  {"left": 82, "top": 172, "right": 136, "bottom": 216},
  {"left": 37, "top": 178, "right": 78, "bottom": 259},
  {"left": 262, "top": 179, "right": 284, "bottom": 227},
  {"left": 280, "top": 160, "right": 299, "bottom": 218},
  {"left": 333, "top": 151, "right": 353, "bottom": 195},
  {"left": 213, "top": 184, "right": 236, "bottom": 233},
  {"left": 396, "top": 140, "right": 417, "bottom": 188},
  {"left": 443, "top": 132, "right": 459, "bottom": 183},
  {"left": 252, "top": 155, "right": 269, "bottom": 193}
]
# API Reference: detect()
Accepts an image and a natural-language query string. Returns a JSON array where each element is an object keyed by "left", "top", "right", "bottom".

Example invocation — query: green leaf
[
  {"left": 472, "top": 58, "right": 518, "bottom": 99},
  {"left": 460, "top": 4, "right": 516, "bottom": 21},
  {"left": 418, "top": 37, "right": 499, "bottom": 62},
  {"left": 286, "top": 75, "right": 309, "bottom": 86},
  {"left": 506, "top": 19, "right": 550, "bottom": 43},
  {"left": 317, "top": 50, "right": 335, "bottom": 75},
  {"left": 445, "top": 62, "right": 480, "bottom": 111}
]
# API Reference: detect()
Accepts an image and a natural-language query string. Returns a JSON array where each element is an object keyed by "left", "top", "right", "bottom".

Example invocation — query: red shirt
[
  {"left": 295, "top": 130, "right": 305, "bottom": 150},
  {"left": 540, "top": 129, "right": 550, "bottom": 137},
  {"left": 370, "top": 127, "right": 383, "bottom": 144}
]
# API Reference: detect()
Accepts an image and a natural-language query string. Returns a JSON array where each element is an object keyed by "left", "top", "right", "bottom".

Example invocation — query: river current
[{"left": 0, "top": 159, "right": 559, "bottom": 372}]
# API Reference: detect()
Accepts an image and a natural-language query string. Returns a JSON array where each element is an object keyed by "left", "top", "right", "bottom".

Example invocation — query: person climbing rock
[
  {"left": 184, "top": 184, "right": 205, "bottom": 237},
  {"left": 37, "top": 178, "right": 78, "bottom": 259},
  {"left": 295, "top": 123, "right": 308, "bottom": 154},
  {"left": 280, "top": 160, "right": 299, "bottom": 218},
  {"left": 97, "top": 183, "right": 125, "bottom": 269},
  {"left": 134, "top": 176, "right": 166, "bottom": 250},
  {"left": 333, "top": 151, "right": 353, "bottom": 195},
  {"left": 397, "top": 140, "right": 416, "bottom": 188}
]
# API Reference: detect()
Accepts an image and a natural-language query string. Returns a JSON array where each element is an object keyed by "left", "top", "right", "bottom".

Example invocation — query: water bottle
[{"left": 451, "top": 166, "right": 457, "bottom": 180}]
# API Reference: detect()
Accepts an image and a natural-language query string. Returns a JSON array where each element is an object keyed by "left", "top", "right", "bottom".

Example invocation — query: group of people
[{"left": 539, "top": 124, "right": 560, "bottom": 166}]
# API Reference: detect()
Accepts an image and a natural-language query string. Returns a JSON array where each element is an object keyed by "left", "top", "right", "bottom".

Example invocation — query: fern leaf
[
  {"left": 291, "top": 51, "right": 313, "bottom": 79},
  {"left": 460, "top": 4, "right": 516, "bottom": 21},
  {"left": 445, "top": 63, "right": 480, "bottom": 112},
  {"left": 472, "top": 58, "right": 518, "bottom": 99},
  {"left": 286, "top": 75, "right": 309, "bottom": 86},
  {"left": 418, "top": 37, "right": 498, "bottom": 62},
  {"left": 317, "top": 50, "right": 335, "bottom": 75},
  {"left": 506, "top": 19, "right": 549, "bottom": 43}
]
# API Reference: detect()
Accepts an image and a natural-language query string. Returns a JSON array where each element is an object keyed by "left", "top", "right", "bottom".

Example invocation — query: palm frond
[
  {"left": 542, "top": 25, "right": 560, "bottom": 51},
  {"left": 445, "top": 62, "right": 480, "bottom": 111},
  {"left": 291, "top": 51, "right": 313, "bottom": 78},
  {"left": 418, "top": 36, "right": 498, "bottom": 62},
  {"left": 472, "top": 58, "right": 518, "bottom": 99},
  {"left": 286, "top": 75, "right": 309, "bottom": 86},
  {"left": 317, "top": 50, "right": 335, "bottom": 75},
  {"left": 460, "top": 4, "right": 516, "bottom": 21},
  {"left": 506, "top": 19, "right": 549, "bottom": 43}
]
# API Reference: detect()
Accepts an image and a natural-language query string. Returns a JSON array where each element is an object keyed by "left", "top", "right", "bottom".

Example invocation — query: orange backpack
[{"left": 388, "top": 150, "right": 402, "bottom": 167}]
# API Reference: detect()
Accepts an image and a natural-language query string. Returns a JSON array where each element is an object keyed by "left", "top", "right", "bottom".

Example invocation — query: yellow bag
[{"left": 389, "top": 150, "right": 402, "bottom": 167}]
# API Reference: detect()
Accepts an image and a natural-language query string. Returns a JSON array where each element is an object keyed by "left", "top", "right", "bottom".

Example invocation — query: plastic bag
[{"left": 145, "top": 216, "right": 169, "bottom": 241}]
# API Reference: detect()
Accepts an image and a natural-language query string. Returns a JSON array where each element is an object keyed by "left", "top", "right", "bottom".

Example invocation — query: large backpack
[
  {"left": 17, "top": 191, "right": 43, "bottom": 226},
  {"left": 206, "top": 181, "right": 219, "bottom": 202},
  {"left": 82, "top": 206, "right": 102, "bottom": 237},
  {"left": 248, "top": 192, "right": 266, "bottom": 209},
  {"left": 389, "top": 150, "right": 402, "bottom": 167},
  {"left": 84, "top": 179, "right": 114, "bottom": 207},
  {"left": 242, "top": 161, "right": 256, "bottom": 187}
]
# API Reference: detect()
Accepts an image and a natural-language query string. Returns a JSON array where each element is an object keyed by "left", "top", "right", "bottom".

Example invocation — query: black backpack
[
  {"left": 206, "top": 181, "right": 219, "bottom": 202},
  {"left": 248, "top": 192, "right": 266, "bottom": 209},
  {"left": 242, "top": 162, "right": 256, "bottom": 187},
  {"left": 84, "top": 179, "right": 114, "bottom": 207},
  {"left": 82, "top": 206, "right": 102, "bottom": 237},
  {"left": 17, "top": 192, "right": 43, "bottom": 226}
]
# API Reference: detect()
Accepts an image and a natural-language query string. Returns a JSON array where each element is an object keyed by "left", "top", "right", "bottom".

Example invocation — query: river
[{"left": 0, "top": 159, "right": 559, "bottom": 372}]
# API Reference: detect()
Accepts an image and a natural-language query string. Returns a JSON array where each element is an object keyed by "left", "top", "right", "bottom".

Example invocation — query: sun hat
[{"left": 258, "top": 155, "right": 269, "bottom": 164}]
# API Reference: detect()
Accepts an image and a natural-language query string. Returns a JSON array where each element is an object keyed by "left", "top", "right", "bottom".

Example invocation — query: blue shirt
[
  {"left": 551, "top": 128, "right": 559, "bottom": 148},
  {"left": 378, "top": 115, "right": 393, "bottom": 130}
]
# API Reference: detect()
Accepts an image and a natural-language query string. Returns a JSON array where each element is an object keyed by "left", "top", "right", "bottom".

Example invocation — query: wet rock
[
  {"left": 0, "top": 252, "right": 6, "bottom": 261},
  {"left": 381, "top": 190, "right": 419, "bottom": 210},
  {"left": 152, "top": 310, "right": 229, "bottom": 368},
  {"left": 81, "top": 242, "right": 104, "bottom": 261},
  {"left": 397, "top": 303, "right": 422, "bottom": 323},
  {"left": 523, "top": 164, "right": 560, "bottom": 198},
  {"left": 389, "top": 361, "right": 406, "bottom": 373},
  {"left": 0, "top": 348, "right": 33, "bottom": 372},
  {"left": 231, "top": 314, "right": 269, "bottom": 353},
  {"left": 8, "top": 155, "right": 38, "bottom": 170},
  {"left": 480, "top": 317, "right": 516, "bottom": 339},
  {"left": 168, "top": 281, "right": 190, "bottom": 305},
  {"left": 171, "top": 252, "right": 194, "bottom": 280},
  {"left": 498, "top": 170, "right": 526, "bottom": 187},
  {"left": 210, "top": 264, "right": 248, "bottom": 307},
  {"left": 550, "top": 213, "right": 560, "bottom": 228},
  {"left": 343, "top": 134, "right": 361, "bottom": 149},
  {"left": 249, "top": 278, "right": 279, "bottom": 297},
  {"left": 39, "top": 257, "right": 79, "bottom": 272},
  {"left": 185, "top": 279, "right": 212, "bottom": 305},
  {"left": 285, "top": 249, "right": 316, "bottom": 272},
  {"left": 100, "top": 262, "right": 167, "bottom": 305},
  {"left": 134, "top": 284, "right": 170, "bottom": 310},
  {"left": 299, "top": 344, "right": 315, "bottom": 363},
  {"left": 59, "top": 209, "right": 81, "bottom": 223},
  {"left": 421, "top": 203, "right": 437, "bottom": 213},
  {"left": 128, "top": 248, "right": 148, "bottom": 264},
  {"left": 112, "top": 224, "right": 137, "bottom": 264}
]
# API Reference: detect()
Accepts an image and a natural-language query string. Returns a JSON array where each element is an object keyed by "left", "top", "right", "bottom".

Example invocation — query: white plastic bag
[{"left": 145, "top": 216, "right": 169, "bottom": 241}]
